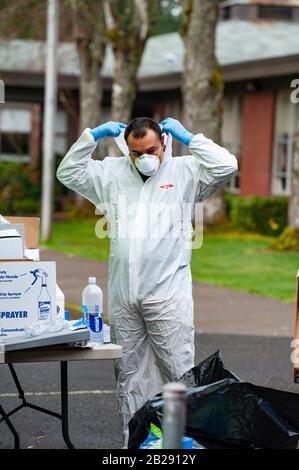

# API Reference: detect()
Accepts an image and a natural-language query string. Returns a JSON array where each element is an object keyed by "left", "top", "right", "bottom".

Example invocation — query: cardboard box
[
  {"left": 0, "top": 261, "right": 56, "bottom": 339},
  {"left": 0, "top": 229, "right": 24, "bottom": 260},
  {"left": 5, "top": 216, "right": 40, "bottom": 249},
  {"left": 294, "top": 270, "right": 299, "bottom": 384}
]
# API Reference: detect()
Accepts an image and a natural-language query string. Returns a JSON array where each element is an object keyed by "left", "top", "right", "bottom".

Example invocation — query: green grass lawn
[{"left": 42, "top": 218, "right": 299, "bottom": 303}]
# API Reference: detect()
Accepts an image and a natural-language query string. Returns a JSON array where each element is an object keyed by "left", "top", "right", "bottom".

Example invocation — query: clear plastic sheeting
[
  {"left": 128, "top": 351, "right": 299, "bottom": 449},
  {"left": 25, "top": 318, "right": 69, "bottom": 337}
]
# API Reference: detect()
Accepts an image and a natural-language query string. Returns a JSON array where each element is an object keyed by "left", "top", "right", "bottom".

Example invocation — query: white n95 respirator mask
[{"left": 135, "top": 154, "right": 160, "bottom": 177}]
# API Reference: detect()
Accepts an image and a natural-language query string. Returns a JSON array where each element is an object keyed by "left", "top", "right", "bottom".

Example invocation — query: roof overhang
[
  {"left": 222, "top": 53, "right": 299, "bottom": 82},
  {"left": 1, "top": 53, "right": 298, "bottom": 92},
  {"left": 137, "top": 54, "right": 299, "bottom": 91},
  {"left": 0, "top": 71, "right": 112, "bottom": 91},
  {"left": 220, "top": 1, "right": 299, "bottom": 6}
]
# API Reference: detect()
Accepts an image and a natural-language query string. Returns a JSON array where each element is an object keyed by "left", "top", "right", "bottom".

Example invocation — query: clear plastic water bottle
[{"left": 82, "top": 277, "right": 103, "bottom": 344}]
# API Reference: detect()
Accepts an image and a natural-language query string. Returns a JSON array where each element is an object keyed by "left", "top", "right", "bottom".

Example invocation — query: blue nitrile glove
[
  {"left": 90, "top": 121, "right": 127, "bottom": 142},
  {"left": 160, "top": 117, "right": 194, "bottom": 146}
]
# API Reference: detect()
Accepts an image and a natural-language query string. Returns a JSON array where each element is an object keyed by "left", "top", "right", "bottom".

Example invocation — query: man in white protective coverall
[{"left": 56, "top": 117, "right": 238, "bottom": 448}]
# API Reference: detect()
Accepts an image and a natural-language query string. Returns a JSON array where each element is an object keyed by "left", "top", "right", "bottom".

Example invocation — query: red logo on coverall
[{"left": 160, "top": 183, "right": 175, "bottom": 189}]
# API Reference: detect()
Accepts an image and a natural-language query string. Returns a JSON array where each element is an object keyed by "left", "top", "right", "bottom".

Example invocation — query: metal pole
[
  {"left": 60, "top": 361, "right": 75, "bottom": 449},
  {"left": 41, "top": 0, "right": 59, "bottom": 241},
  {"left": 162, "top": 382, "right": 187, "bottom": 449}
]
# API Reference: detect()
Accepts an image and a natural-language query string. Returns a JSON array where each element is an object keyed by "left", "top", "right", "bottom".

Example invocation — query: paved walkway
[{"left": 40, "top": 247, "right": 296, "bottom": 338}]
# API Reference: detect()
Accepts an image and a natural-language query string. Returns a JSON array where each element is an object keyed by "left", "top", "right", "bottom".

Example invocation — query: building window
[
  {"left": 41, "top": 109, "right": 68, "bottom": 156},
  {"left": 0, "top": 105, "right": 32, "bottom": 162},
  {"left": 258, "top": 6, "right": 292, "bottom": 21},
  {"left": 222, "top": 94, "right": 242, "bottom": 193},
  {"left": 54, "top": 110, "right": 67, "bottom": 155},
  {"left": 272, "top": 89, "right": 299, "bottom": 196},
  {"left": 221, "top": 6, "right": 231, "bottom": 20}
]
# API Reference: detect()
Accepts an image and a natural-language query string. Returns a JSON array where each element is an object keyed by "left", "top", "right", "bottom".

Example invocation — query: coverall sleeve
[
  {"left": 185, "top": 133, "right": 238, "bottom": 202},
  {"left": 56, "top": 128, "right": 104, "bottom": 206}
]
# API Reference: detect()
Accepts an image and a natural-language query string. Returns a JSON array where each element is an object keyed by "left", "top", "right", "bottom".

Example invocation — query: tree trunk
[
  {"left": 76, "top": 36, "right": 104, "bottom": 133},
  {"left": 104, "top": 0, "right": 161, "bottom": 156},
  {"left": 289, "top": 130, "right": 299, "bottom": 229},
  {"left": 181, "top": 0, "right": 226, "bottom": 225},
  {"left": 111, "top": 52, "right": 138, "bottom": 123},
  {"left": 70, "top": 0, "right": 107, "bottom": 208},
  {"left": 71, "top": 0, "right": 106, "bottom": 142},
  {"left": 108, "top": 51, "right": 139, "bottom": 156}
]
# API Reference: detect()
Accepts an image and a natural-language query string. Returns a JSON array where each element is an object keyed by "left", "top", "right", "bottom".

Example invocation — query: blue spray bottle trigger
[
  {"left": 29, "top": 269, "right": 48, "bottom": 285},
  {"left": 29, "top": 269, "right": 40, "bottom": 286}
]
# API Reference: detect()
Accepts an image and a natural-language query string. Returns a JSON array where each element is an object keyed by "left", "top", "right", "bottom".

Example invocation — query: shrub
[
  {"left": 225, "top": 194, "right": 288, "bottom": 236},
  {"left": 270, "top": 226, "right": 299, "bottom": 251},
  {"left": 0, "top": 161, "right": 41, "bottom": 215},
  {"left": 0, "top": 153, "right": 68, "bottom": 216}
]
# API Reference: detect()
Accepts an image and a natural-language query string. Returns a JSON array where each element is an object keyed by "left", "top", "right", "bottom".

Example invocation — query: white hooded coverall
[{"left": 56, "top": 127, "right": 238, "bottom": 447}]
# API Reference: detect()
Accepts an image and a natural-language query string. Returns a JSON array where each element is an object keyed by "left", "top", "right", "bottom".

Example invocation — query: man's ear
[{"left": 161, "top": 135, "right": 166, "bottom": 151}]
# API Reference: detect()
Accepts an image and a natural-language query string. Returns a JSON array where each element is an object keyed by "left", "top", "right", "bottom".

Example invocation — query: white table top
[{"left": 0, "top": 342, "right": 123, "bottom": 364}]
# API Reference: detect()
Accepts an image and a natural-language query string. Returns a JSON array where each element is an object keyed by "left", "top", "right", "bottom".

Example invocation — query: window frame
[
  {"left": 258, "top": 5, "right": 292, "bottom": 21},
  {"left": 0, "top": 102, "right": 33, "bottom": 163},
  {"left": 271, "top": 90, "right": 298, "bottom": 197}
]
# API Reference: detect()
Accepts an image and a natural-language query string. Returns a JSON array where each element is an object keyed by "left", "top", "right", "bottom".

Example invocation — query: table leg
[
  {"left": 60, "top": 361, "right": 75, "bottom": 449},
  {"left": 6, "top": 362, "right": 75, "bottom": 449},
  {"left": 0, "top": 403, "right": 20, "bottom": 449},
  {"left": 7, "top": 363, "right": 61, "bottom": 420},
  {"left": 8, "top": 363, "right": 26, "bottom": 402}
]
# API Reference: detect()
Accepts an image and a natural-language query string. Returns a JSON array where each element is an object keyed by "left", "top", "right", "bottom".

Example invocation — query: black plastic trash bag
[{"left": 128, "top": 351, "right": 299, "bottom": 449}]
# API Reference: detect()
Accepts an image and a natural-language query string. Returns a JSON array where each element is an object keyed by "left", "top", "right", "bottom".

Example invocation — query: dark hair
[{"left": 124, "top": 117, "right": 162, "bottom": 143}]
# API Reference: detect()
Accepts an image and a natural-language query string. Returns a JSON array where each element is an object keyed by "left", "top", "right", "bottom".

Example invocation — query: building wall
[
  {"left": 29, "top": 103, "right": 42, "bottom": 183},
  {"left": 0, "top": 89, "right": 77, "bottom": 178},
  {"left": 2, "top": 82, "right": 297, "bottom": 201},
  {"left": 239, "top": 90, "right": 275, "bottom": 196}
]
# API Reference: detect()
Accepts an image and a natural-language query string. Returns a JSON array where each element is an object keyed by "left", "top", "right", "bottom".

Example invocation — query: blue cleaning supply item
[
  {"left": 182, "top": 436, "right": 193, "bottom": 449},
  {"left": 70, "top": 317, "right": 88, "bottom": 328},
  {"left": 140, "top": 423, "right": 163, "bottom": 449},
  {"left": 139, "top": 424, "right": 198, "bottom": 449}
]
